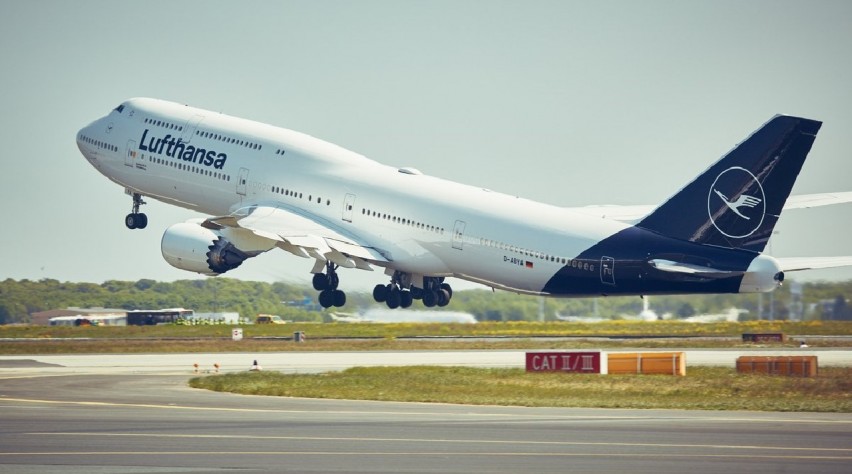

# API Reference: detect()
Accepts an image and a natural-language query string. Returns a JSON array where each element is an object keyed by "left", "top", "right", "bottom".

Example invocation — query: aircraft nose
[
  {"left": 76, "top": 123, "right": 95, "bottom": 155},
  {"left": 76, "top": 126, "right": 86, "bottom": 151},
  {"left": 76, "top": 120, "right": 108, "bottom": 164}
]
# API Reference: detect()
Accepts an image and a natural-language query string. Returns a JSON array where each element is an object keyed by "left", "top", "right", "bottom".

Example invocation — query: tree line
[{"left": 1, "top": 277, "right": 851, "bottom": 324}]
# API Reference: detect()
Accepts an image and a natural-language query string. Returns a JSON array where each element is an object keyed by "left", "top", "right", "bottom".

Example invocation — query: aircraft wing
[
  {"left": 775, "top": 256, "right": 852, "bottom": 272},
  {"left": 201, "top": 205, "right": 388, "bottom": 270},
  {"left": 570, "top": 192, "right": 852, "bottom": 222}
]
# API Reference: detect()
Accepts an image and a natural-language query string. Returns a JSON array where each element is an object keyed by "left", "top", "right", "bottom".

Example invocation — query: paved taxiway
[{"left": 1, "top": 352, "right": 850, "bottom": 473}]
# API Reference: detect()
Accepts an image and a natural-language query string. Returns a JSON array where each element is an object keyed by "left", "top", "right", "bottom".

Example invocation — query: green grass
[
  {"left": 189, "top": 366, "right": 852, "bottom": 412},
  {"left": 0, "top": 336, "right": 846, "bottom": 355},
  {"left": 3, "top": 320, "right": 851, "bottom": 339},
  {"left": 1, "top": 320, "right": 849, "bottom": 354}
]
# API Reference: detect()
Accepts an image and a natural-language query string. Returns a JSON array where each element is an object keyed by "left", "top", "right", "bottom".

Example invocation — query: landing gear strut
[
  {"left": 125, "top": 193, "right": 148, "bottom": 229},
  {"left": 372, "top": 273, "right": 452, "bottom": 309},
  {"left": 313, "top": 262, "right": 346, "bottom": 308}
]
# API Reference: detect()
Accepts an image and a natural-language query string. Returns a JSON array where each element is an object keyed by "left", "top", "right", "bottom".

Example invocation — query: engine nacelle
[
  {"left": 738, "top": 254, "right": 784, "bottom": 293},
  {"left": 161, "top": 223, "right": 250, "bottom": 275}
]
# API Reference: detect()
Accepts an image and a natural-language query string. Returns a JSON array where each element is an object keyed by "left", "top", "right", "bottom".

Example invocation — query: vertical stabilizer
[{"left": 636, "top": 115, "right": 821, "bottom": 252}]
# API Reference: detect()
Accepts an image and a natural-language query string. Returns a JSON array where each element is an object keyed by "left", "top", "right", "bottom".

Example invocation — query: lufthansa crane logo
[{"left": 707, "top": 166, "right": 766, "bottom": 238}]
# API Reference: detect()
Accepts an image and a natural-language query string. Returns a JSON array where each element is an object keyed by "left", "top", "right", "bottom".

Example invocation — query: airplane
[{"left": 77, "top": 98, "right": 852, "bottom": 310}]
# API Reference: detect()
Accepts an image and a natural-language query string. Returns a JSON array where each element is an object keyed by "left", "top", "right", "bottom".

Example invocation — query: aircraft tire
[
  {"left": 333, "top": 290, "right": 346, "bottom": 307},
  {"left": 400, "top": 291, "right": 413, "bottom": 308},
  {"left": 422, "top": 290, "right": 437, "bottom": 307},
  {"left": 437, "top": 289, "right": 450, "bottom": 307},
  {"left": 318, "top": 290, "right": 334, "bottom": 308},
  {"left": 386, "top": 289, "right": 401, "bottom": 309},
  {"left": 372, "top": 284, "right": 387, "bottom": 302},
  {"left": 313, "top": 273, "right": 329, "bottom": 291},
  {"left": 125, "top": 213, "right": 137, "bottom": 229}
]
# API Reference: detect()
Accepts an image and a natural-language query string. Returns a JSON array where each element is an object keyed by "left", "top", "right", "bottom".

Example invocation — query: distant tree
[{"left": 134, "top": 279, "right": 156, "bottom": 291}]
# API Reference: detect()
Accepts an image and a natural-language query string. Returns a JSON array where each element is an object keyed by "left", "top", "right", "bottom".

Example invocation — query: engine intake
[{"left": 161, "top": 223, "right": 249, "bottom": 275}]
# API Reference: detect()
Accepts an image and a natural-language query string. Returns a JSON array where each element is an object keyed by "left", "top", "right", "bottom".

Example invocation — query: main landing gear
[
  {"left": 125, "top": 193, "right": 148, "bottom": 229},
  {"left": 372, "top": 274, "right": 452, "bottom": 309},
  {"left": 313, "top": 262, "right": 346, "bottom": 308}
]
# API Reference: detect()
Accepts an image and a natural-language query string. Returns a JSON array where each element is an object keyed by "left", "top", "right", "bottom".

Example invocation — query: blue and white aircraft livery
[{"left": 77, "top": 99, "right": 852, "bottom": 309}]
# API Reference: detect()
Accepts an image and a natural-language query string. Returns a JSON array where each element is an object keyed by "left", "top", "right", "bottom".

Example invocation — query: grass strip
[
  {"left": 1, "top": 337, "right": 847, "bottom": 355},
  {"left": 3, "top": 320, "right": 851, "bottom": 339},
  {"left": 189, "top": 366, "right": 852, "bottom": 412}
]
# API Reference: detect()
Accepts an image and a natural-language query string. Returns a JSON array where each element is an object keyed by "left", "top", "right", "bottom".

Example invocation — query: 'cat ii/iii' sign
[{"left": 525, "top": 352, "right": 607, "bottom": 374}]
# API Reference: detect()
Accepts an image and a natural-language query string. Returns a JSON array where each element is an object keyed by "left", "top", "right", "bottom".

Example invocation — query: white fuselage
[{"left": 77, "top": 98, "right": 629, "bottom": 295}]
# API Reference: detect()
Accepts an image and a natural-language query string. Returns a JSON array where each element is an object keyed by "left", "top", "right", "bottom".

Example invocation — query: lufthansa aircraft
[{"left": 77, "top": 98, "right": 852, "bottom": 309}]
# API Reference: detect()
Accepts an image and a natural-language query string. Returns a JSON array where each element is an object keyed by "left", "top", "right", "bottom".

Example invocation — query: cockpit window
[{"left": 113, "top": 104, "right": 125, "bottom": 113}]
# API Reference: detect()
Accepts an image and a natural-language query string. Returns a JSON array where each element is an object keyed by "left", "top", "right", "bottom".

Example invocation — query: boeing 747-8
[{"left": 77, "top": 99, "right": 852, "bottom": 309}]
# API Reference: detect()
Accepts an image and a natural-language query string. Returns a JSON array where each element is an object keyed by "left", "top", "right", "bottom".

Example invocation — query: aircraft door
[
  {"left": 237, "top": 168, "right": 249, "bottom": 196},
  {"left": 600, "top": 256, "right": 615, "bottom": 285},
  {"left": 342, "top": 193, "right": 356, "bottom": 222},
  {"left": 125, "top": 140, "right": 136, "bottom": 167},
  {"left": 452, "top": 220, "right": 466, "bottom": 250}
]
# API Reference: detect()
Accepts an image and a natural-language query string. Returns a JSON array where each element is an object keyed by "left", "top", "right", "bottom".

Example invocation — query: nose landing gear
[{"left": 125, "top": 192, "right": 148, "bottom": 229}]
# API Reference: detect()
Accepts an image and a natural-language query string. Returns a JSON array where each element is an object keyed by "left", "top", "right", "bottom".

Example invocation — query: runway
[
  {"left": 1, "top": 348, "right": 850, "bottom": 375},
  {"left": 1, "top": 352, "right": 851, "bottom": 473}
]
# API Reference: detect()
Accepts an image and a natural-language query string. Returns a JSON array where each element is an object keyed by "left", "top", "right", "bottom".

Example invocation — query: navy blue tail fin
[{"left": 636, "top": 115, "right": 821, "bottom": 253}]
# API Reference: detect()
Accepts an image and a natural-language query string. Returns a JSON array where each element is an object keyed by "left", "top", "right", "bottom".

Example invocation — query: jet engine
[
  {"left": 161, "top": 222, "right": 251, "bottom": 275},
  {"left": 738, "top": 254, "right": 785, "bottom": 293}
]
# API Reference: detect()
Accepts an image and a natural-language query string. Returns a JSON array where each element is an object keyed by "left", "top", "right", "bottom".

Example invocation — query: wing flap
[{"left": 202, "top": 205, "right": 388, "bottom": 267}]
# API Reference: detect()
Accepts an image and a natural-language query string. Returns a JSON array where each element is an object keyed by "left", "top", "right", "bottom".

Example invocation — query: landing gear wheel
[
  {"left": 386, "top": 289, "right": 401, "bottom": 309},
  {"left": 422, "top": 290, "right": 437, "bottom": 308},
  {"left": 333, "top": 289, "right": 346, "bottom": 307},
  {"left": 125, "top": 213, "right": 147, "bottom": 229},
  {"left": 399, "top": 291, "right": 413, "bottom": 308},
  {"left": 372, "top": 284, "right": 388, "bottom": 303},
  {"left": 437, "top": 289, "right": 451, "bottom": 307},
  {"left": 440, "top": 283, "right": 452, "bottom": 300},
  {"left": 318, "top": 290, "right": 334, "bottom": 308},
  {"left": 316, "top": 262, "right": 345, "bottom": 309},
  {"left": 313, "top": 273, "right": 329, "bottom": 291},
  {"left": 126, "top": 193, "right": 148, "bottom": 230}
]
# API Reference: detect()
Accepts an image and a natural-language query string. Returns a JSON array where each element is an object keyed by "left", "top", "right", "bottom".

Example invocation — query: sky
[{"left": 1, "top": 0, "right": 851, "bottom": 291}]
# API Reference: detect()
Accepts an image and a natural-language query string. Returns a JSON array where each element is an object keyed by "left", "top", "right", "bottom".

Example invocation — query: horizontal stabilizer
[
  {"left": 776, "top": 256, "right": 852, "bottom": 272},
  {"left": 782, "top": 191, "right": 852, "bottom": 209},
  {"left": 570, "top": 192, "right": 850, "bottom": 223}
]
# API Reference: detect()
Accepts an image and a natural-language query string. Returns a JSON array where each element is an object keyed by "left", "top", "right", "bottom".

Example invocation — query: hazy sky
[{"left": 1, "top": 0, "right": 850, "bottom": 290}]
